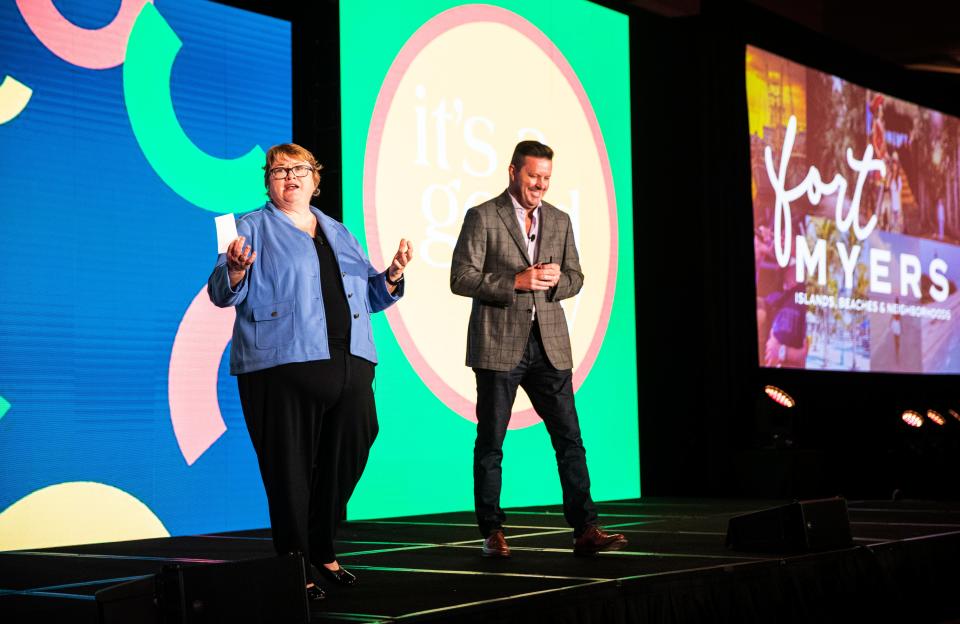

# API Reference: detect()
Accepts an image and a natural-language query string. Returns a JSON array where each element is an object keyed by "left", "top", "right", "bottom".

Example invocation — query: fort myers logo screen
[{"left": 749, "top": 46, "right": 960, "bottom": 374}]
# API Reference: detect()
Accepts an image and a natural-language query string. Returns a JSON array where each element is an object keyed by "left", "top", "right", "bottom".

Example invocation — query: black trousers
[
  {"left": 473, "top": 322, "right": 598, "bottom": 537},
  {"left": 237, "top": 350, "right": 377, "bottom": 574}
]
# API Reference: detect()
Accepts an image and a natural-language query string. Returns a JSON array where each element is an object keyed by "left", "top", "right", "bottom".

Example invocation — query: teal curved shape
[
  {"left": 123, "top": 3, "right": 264, "bottom": 214},
  {"left": 0, "top": 395, "right": 9, "bottom": 421}
]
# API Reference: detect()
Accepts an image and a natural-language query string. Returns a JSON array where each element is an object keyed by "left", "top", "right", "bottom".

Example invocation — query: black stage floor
[{"left": 3, "top": 498, "right": 960, "bottom": 623}]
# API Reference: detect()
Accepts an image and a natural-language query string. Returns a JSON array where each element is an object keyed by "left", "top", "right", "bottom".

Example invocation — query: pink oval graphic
[
  {"left": 16, "top": 0, "right": 153, "bottom": 70},
  {"left": 363, "top": 5, "right": 619, "bottom": 429},
  {"left": 168, "top": 286, "right": 234, "bottom": 465}
]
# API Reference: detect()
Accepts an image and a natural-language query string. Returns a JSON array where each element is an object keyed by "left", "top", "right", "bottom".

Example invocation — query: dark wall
[
  {"left": 213, "top": 0, "right": 342, "bottom": 219},
  {"left": 632, "top": 12, "right": 743, "bottom": 496}
]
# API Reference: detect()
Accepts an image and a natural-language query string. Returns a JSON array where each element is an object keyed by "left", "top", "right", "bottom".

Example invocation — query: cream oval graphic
[
  {"left": 365, "top": 5, "right": 617, "bottom": 429},
  {"left": 0, "top": 481, "right": 169, "bottom": 551}
]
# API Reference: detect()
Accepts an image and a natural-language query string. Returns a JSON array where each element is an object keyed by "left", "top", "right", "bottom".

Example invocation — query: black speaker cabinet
[
  {"left": 95, "top": 574, "right": 160, "bottom": 624},
  {"left": 725, "top": 497, "right": 853, "bottom": 553},
  {"left": 96, "top": 553, "right": 309, "bottom": 624}
]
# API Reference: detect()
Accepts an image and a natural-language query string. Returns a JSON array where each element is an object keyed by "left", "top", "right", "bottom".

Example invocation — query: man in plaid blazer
[{"left": 450, "top": 141, "right": 627, "bottom": 558}]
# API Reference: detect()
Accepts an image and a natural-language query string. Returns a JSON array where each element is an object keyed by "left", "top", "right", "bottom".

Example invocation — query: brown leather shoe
[
  {"left": 573, "top": 526, "right": 628, "bottom": 556},
  {"left": 481, "top": 530, "right": 511, "bottom": 558}
]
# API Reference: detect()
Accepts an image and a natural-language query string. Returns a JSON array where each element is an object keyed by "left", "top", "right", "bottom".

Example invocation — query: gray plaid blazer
[{"left": 450, "top": 190, "right": 584, "bottom": 371}]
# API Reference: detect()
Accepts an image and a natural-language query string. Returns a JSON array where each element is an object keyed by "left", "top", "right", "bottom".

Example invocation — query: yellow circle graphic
[{"left": 0, "top": 482, "right": 169, "bottom": 551}]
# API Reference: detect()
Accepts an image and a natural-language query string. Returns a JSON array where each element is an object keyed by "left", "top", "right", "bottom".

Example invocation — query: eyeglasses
[{"left": 268, "top": 164, "right": 314, "bottom": 180}]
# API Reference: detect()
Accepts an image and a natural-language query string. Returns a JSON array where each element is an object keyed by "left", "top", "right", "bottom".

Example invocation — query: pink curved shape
[
  {"left": 15, "top": 0, "right": 153, "bottom": 70},
  {"left": 168, "top": 287, "right": 235, "bottom": 465},
  {"left": 367, "top": 5, "right": 619, "bottom": 430}
]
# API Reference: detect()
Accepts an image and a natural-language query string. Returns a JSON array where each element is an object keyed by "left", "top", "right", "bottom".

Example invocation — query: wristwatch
[{"left": 386, "top": 273, "right": 404, "bottom": 286}]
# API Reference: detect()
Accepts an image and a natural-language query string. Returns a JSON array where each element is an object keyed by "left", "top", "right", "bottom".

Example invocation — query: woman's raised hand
[
  {"left": 388, "top": 239, "right": 413, "bottom": 283},
  {"left": 226, "top": 236, "right": 257, "bottom": 287}
]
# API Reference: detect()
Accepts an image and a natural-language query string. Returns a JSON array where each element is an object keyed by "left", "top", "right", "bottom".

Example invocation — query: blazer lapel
[
  {"left": 496, "top": 192, "right": 532, "bottom": 265},
  {"left": 312, "top": 207, "right": 339, "bottom": 252}
]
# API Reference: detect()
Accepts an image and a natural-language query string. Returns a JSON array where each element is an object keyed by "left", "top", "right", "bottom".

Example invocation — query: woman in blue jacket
[{"left": 208, "top": 144, "right": 412, "bottom": 601}]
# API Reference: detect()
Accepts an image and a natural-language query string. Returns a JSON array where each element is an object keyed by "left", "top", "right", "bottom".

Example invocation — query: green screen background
[{"left": 340, "top": 0, "right": 638, "bottom": 520}]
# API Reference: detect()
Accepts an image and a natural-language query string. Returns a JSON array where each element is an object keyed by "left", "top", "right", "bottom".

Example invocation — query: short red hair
[{"left": 263, "top": 143, "right": 323, "bottom": 197}]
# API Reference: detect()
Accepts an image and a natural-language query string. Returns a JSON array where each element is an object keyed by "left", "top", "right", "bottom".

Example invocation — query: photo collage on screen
[{"left": 748, "top": 46, "right": 960, "bottom": 374}]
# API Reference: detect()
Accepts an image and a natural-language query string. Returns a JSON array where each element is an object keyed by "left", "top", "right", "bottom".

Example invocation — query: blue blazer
[{"left": 208, "top": 202, "right": 402, "bottom": 375}]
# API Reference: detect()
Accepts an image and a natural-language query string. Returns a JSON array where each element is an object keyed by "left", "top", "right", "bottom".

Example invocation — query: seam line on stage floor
[
  {"left": 612, "top": 527, "right": 723, "bottom": 534},
  {"left": 26, "top": 575, "right": 150, "bottom": 592},
  {"left": 314, "top": 611, "right": 393, "bottom": 622},
  {"left": 509, "top": 510, "right": 688, "bottom": 519},
  {"left": 866, "top": 528, "right": 960, "bottom": 543},
  {"left": 604, "top": 520, "right": 705, "bottom": 529},
  {"left": 4, "top": 551, "right": 229, "bottom": 564},
  {"left": 200, "top": 535, "right": 442, "bottom": 548},
  {"left": 342, "top": 540, "right": 436, "bottom": 546},
  {"left": 0, "top": 589, "right": 96, "bottom": 601},
  {"left": 198, "top": 534, "right": 273, "bottom": 540},
  {"left": 392, "top": 578, "right": 614, "bottom": 620},
  {"left": 344, "top": 564, "right": 607, "bottom": 582},
  {"left": 357, "top": 520, "right": 571, "bottom": 530},
  {"left": 616, "top": 558, "right": 772, "bottom": 582},
  {"left": 849, "top": 507, "right": 960, "bottom": 514},
  {"left": 338, "top": 544, "right": 448, "bottom": 557},
  {"left": 851, "top": 521, "right": 960, "bottom": 528},
  {"left": 437, "top": 544, "right": 763, "bottom": 560},
  {"left": 338, "top": 529, "right": 570, "bottom": 557},
  {"left": 598, "top": 501, "right": 765, "bottom": 510}
]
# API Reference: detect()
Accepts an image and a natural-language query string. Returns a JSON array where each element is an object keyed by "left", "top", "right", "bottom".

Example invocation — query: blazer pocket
[{"left": 253, "top": 300, "right": 295, "bottom": 349}]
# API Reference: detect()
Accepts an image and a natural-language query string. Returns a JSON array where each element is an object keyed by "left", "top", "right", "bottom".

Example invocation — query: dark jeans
[{"left": 473, "top": 322, "right": 597, "bottom": 537}]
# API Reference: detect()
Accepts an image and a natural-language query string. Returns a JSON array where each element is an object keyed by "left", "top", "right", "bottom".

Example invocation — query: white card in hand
[{"left": 215, "top": 213, "right": 238, "bottom": 253}]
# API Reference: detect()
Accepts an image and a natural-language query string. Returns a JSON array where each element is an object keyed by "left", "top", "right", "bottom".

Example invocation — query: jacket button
[
  {"left": 347, "top": 293, "right": 353, "bottom": 298},
  {"left": 271, "top": 311, "right": 278, "bottom": 317},
  {"left": 353, "top": 313, "right": 360, "bottom": 319}
]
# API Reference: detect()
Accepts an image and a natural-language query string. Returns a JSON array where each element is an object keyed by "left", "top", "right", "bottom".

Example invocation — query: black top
[{"left": 314, "top": 227, "right": 351, "bottom": 351}]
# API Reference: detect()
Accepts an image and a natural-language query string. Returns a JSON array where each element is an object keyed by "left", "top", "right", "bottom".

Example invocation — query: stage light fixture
[
  {"left": 927, "top": 410, "right": 946, "bottom": 426},
  {"left": 902, "top": 410, "right": 923, "bottom": 428},
  {"left": 949, "top": 409, "right": 960, "bottom": 422},
  {"left": 764, "top": 385, "right": 795, "bottom": 408}
]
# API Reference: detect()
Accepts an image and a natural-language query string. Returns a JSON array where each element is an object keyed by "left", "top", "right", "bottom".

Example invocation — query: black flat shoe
[
  {"left": 319, "top": 566, "right": 358, "bottom": 586},
  {"left": 306, "top": 584, "right": 326, "bottom": 601}
]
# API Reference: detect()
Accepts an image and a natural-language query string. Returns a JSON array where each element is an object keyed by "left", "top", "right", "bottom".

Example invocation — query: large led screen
[
  {"left": 749, "top": 46, "right": 960, "bottom": 374},
  {"left": 0, "top": 0, "right": 289, "bottom": 550},
  {"left": 341, "top": 0, "right": 638, "bottom": 519}
]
